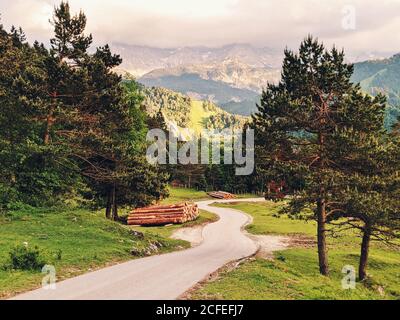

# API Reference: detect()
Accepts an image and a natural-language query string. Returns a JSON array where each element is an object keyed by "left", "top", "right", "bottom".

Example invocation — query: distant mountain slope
[
  {"left": 142, "top": 86, "right": 192, "bottom": 127},
  {"left": 353, "top": 54, "right": 400, "bottom": 98},
  {"left": 220, "top": 98, "right": 260, "bottom": 116},
  {"left": 137, "top": 57, "right": 279, "bottom": 117},
  {"left": 112, "top": 43, "right": 283, "bottom": 77},
  {"left": 352, "top": 54, "right": 400, "bottom": 129},
  {"left": 142, "top": 87, "right": 247, "bottom": 133},
  {"left": 140, "top": 73, "right": 258, "bottom": 106},
  {"left": 140, "top": 59, "right": 280, "bottom": 92}
]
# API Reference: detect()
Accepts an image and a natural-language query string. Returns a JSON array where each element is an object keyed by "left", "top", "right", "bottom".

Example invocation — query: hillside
[
  {"left": 221, "top": 97, "right": 260, "bottom": 116},
  {"left": 140, "top": 73, "right": 258, "bottom": 108},
  {"left": 142, "top": 87, "right": 247, "bottom": 133},
  {"left": 353, "top": 54, "right": 400, "bottom": 106},
  {"left": 352, "top": 54, "right": 400, "bottom": 128}
]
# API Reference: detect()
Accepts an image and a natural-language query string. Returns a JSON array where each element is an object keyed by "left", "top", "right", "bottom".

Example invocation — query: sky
[{"left": 0, "top": 0, "right": 399, "bottom": 54}]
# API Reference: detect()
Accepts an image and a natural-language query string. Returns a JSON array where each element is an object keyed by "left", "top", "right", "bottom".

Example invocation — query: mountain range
[
  {"left": 113, "top": 43, "right": 400, "bottom": 127},
  {"left": 113, "top": 43, "right": 282, "bottom": 116},
  {"left": 112, "top": 43, "right": 283, "bottom": 77}
]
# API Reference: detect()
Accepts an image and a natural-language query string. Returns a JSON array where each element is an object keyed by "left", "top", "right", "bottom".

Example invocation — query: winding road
[{"left": 12, "top": 198, "right": 264, "bottom": 300}]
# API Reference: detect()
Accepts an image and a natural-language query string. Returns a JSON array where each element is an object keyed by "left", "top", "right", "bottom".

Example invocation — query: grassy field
[
  {"left": 159, "top": 187, "right": 256, "bottom": 204},
  {"left": 189, "top": 100, "right": 215, "bottom": 134},
  {"left": 160, "top": 187, "right": 211, "bottom": 205},
  {"left": 0, "top": 187, "right": 216, "bottom": 298},
  {"left": 0, "top": 207, "right": 189, "bottom": 299},
  {"left": 190, "top": 202, "right": 400, "bottom": 300}
]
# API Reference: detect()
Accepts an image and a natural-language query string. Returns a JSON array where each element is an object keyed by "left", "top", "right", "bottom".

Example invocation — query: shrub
[
  {"left": 0, "top": 183, "right": 19, "bottom": 212},
  {"left": 6, "top": 244, "right": 47, "bottom": 271},
  {"left": 277, "top": 254, "right": 286, "bottom": 262}
]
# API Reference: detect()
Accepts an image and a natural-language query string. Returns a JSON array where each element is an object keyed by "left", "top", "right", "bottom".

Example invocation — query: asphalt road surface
[{"left": 12, "top": 198, "right": 264, "bottom": 300}]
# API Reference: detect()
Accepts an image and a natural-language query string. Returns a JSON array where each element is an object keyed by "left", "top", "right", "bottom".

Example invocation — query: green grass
[
  {"left": 0, "top": 207, "right": 185, "bottom": 299},
  {"left": 161, "top": 187, "right": 211, "bottom": 205},
  {"left": 0, "top": 187, "right": 218, "bottom": 299},
  {"left": 189, "top": 100, "right": 215, "bottom": 134},
  {"left": 215, "top": 202, "right": 316, "bottom": 236},
  {"left": 191, "top": 202, "right": 400, "bottom": 300},
  {"left": 160, "top": 187, "right": 256, "bottom": 205}
]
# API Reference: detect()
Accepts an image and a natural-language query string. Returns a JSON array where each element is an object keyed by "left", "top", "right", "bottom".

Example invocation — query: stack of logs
[
  {"left": 127, "top": 202, "right": 199, "bottom": 226},
  {"left": 207, "top": 191, "right": 236, "bottom": 199}
]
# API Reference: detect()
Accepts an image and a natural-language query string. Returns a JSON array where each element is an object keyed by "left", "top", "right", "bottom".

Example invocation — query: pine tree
[
  {"left": 0, "top": 20, "right": 82, "bottom": 206},
  {"left": 0, "top": 2, "right": 169, "bottom": 214},
  {"left": 328, "top": 130, "right": 400, "bottom": 280},
  {"left": 85, "top": 81, "right": 169, "bottom": 220},
  {"left": 252, "top": 36, "right": 386, "bottom": 275},
  {"left": 0, "top": 24, "right": 34, "bottom": 206},
  {"left": 44, "top": 2, "right": 168, "bottom": 219}
]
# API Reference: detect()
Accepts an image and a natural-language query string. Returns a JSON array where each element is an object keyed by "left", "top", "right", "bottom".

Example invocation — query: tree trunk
[
  {"left": 44, "top": 101, "right": 55, "bottom": 145},
  {"left": 359, "top": 224, "right": 371, "bottom": 281},
  {"left": 316, "top": 131, "right": 329, "bottom": 276},
  {"left": 112, "top": 202, "right": 118, "bottom": 221},
  {"left": 105, "top": 187, "right": 112, "bottom": 219},
  {"left": 317, "top": 196, "right": 329, "bottom": 276},
  {"left": 111, "top": 184, "right": 119, "bottom": 221},
  {"left": 44, "top": 112, "right": 53, "bottom": 145}
]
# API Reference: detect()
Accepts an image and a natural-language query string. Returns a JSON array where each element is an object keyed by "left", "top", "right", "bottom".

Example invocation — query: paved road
[{"left": 13, "top": 198, "right": 264, "bottom": 300}]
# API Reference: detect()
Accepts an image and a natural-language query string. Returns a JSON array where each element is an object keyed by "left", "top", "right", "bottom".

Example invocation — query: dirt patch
[
  {"left": 285, "top": 235, "right": 316, "bottom": 249},
  {"left": 247, "top": 233, "right": 316, "bottom": 259},
  {"left": 247, "top": 234, "right": 290, "bottom": 259},
  {"left": 171, "top": 225, "right": 204, "bottom": 247}
]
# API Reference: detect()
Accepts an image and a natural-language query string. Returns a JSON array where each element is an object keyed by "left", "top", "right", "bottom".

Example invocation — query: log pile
[
  {"left": 207, "top": 191, "right": 236, "bottom": 199},
  {"left": 127, "top": 202, "right": 199, "bottom": 226}
]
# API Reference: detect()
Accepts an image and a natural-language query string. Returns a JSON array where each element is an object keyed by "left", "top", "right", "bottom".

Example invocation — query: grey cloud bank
[{"left": 0, "top": 0, "right": 399, "bottom": 54}]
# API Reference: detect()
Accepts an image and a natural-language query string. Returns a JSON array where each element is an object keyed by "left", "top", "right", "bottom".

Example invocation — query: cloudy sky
[{"left": 0, "top": 0, "right": 399, "bottom": 54}]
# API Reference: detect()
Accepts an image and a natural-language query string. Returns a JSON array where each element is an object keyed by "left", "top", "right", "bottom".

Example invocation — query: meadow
[{"left": 190, "top": 202, "right": 400, "bottom": 300}]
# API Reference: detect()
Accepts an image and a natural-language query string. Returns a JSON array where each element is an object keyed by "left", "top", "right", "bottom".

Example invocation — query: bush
[
  {"left": 5, "top": 244, "right": 46, "bottom": 271},
  {"left": 0, "top": 183, "right": 19, "bottom": 212}
]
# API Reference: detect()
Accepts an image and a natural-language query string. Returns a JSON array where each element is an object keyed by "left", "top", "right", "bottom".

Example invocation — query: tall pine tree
[
  {"left": 46, "top": 2, "right": 168, "bottom": 219},
  {"left": 252, "top": 36, "right": 386, "bottom": 275},
  {"left": 0, "top": 2, "right": 169, "bottom": 214}
]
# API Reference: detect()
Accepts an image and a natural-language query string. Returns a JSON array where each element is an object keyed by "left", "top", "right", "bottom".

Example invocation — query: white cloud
[{"left": 0, "top": 0, "right": 399, "bottom": 53}]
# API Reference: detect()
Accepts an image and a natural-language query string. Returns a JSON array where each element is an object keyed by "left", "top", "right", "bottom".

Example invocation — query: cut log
[
  {"left": 127, "top": 202, "right": 199, "bottom": 226},
  {"left": 207, "top": 191, "right": 236, "bottom": 199}
]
